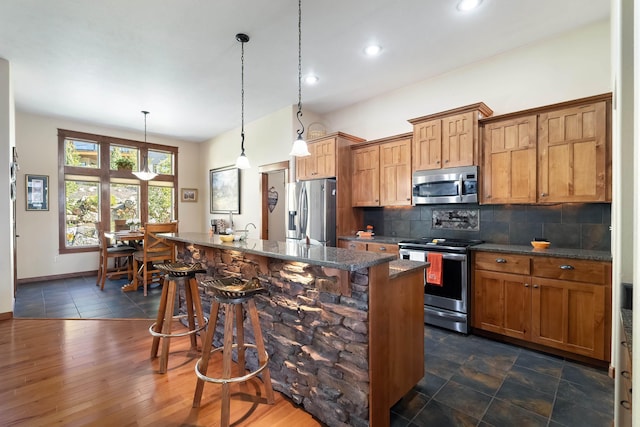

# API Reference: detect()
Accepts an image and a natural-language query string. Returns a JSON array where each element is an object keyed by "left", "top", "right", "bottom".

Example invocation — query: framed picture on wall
[
  {"left": 26, "top": 174, "right": 49, "bottom": 211},
  {"left": 180, "top": 188, "right": 198, "bottom": 202},
  {"left": 210, "top": 166, "right": 240, "bottom": 214}
]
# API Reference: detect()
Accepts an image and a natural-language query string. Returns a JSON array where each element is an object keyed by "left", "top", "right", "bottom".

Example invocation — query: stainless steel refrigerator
[{"left": 285, "top": 179, "right": 337, "bottom": 246}]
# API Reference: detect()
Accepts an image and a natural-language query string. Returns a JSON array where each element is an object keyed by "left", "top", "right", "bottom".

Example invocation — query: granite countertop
[
  {"left": 621, "top": 308, "right": 632, "bottom": 357},
  {"left": 389, "top": 259, "right": 428, "bottom": 279},
  {"left": 471, "top": 243, "right": 612, "bottom": 262},
  {"left": 338, "top": 235, "right": 407, "bottom": 245},
  {"left": 164, "top": 232, "right": 396, "bottom": 272}
]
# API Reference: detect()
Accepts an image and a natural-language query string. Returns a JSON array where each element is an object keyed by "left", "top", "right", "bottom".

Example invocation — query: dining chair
[
  {"left": 114, "top": 219, "right": 128, "bottom": 231},
  {"left": 132, "top": 222, "right": 178, "bottom": 296},
  {"left": 96, "top": 224, "right": 136, "bottom": 290}
]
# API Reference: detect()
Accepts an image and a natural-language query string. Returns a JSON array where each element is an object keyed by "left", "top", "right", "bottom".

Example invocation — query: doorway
[{"left": 258, "top": 161, "right": 289, "bottom": 240}]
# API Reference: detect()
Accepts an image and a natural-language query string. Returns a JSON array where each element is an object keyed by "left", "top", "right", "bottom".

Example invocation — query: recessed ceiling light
[
  {"left": 364, "top": 44, "right": 382, "bottom": 56},
  {"left": 304, "top": 74, "right": 319, "bottom": 85},
  {"left": 457, "top": 0, "right": 482, "bottom": 11}
]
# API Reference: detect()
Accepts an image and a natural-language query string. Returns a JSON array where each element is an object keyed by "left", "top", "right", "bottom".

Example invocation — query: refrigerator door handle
[{"left": 299, "top": 184, "right": 308, "bottom": 238}]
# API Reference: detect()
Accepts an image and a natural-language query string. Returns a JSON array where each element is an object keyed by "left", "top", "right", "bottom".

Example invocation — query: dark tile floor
[
  {"left": 14, "top": 275, "right": 162, "bottom": 319},
  {"left": 391, "top": 326, "right": 614, "bottom": 427},
  {"left": 14, "top": 276, "right": 614, "bottom": 426}
]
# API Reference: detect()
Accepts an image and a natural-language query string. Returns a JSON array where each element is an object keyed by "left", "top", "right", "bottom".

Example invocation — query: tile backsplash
[{"left": 362, "top": 203, "right": 611, "bottom": 252}]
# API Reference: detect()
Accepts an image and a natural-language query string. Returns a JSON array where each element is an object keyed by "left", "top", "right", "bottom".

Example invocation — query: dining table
[{"left": 109, "top": 230, "right": 145, "bottom": 292}]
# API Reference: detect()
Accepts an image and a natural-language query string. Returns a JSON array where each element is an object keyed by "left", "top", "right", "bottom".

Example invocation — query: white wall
[
  {"left": 15, "top": 112, "right": 202, "bottom": 280},
  {"left": 0, "top": 58, "right": 15, "bottom": 314},
  {"left": 323, "top": 20, "right": 611, "bottom": 141},
  {"left": 201, "top": 106, "right": 295, "bottom": 238}
]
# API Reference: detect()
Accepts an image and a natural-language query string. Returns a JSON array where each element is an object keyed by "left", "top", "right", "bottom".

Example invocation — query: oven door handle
[{"left": 437, "top": 252, "right": 466, "bottom": 262}]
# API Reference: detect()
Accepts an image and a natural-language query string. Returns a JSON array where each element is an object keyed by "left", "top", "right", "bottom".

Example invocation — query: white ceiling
[{"left": 0, "top": 0, "right": 609, "bottom": 142}]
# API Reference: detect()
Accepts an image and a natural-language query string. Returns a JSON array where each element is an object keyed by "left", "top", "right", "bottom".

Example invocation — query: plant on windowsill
[{"left": 114, "top": 157, "right": 135, "bottom": 171}]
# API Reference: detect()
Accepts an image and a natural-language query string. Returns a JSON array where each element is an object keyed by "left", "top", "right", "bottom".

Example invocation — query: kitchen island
[{"left": 164, "top": 232, "right": 427, "bottom": 427}]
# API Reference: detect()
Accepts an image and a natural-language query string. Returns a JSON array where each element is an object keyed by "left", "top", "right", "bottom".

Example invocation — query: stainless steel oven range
[{"left": 398, "top": 238, "right": 482, "bottom": 333}]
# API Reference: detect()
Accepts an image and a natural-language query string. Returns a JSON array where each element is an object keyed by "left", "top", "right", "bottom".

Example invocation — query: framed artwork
[
  {"left": 180, "top": 188, "right": 198, "bottom": 202},
  {"left": 26, "top": 174, "right": 49, "bottom": 211},
  {"left": 210, "top": 166, "right": 240, "bottom": 214}
]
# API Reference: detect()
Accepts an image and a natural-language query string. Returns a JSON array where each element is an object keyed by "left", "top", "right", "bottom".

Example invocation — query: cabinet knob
[
  {"left": 621, "top": 400, "right": 631, "bottom": 410},
  {"left": 559, "top": 265, "right": 575, "bottom": 270},
  {"left": 533, "top": 284, "right": 539, "bottom": 288},
  {"left": 486, "top": 195, "right": 491, "bottom": 199},
  {"left": 379, "top": 247, "right": 386, "bottom": 251},
  {"left": 524, "top": 283, "right": 529, "bottom": 287},
  {"left": 445, "top": 160, "right": 449, "bottom": 163},
  {"left": 495, "top": 258, "right": 507, "bottom": 263},
  {"left": 436, "top": 160, "right": 440, "bottom": 164},
  {"left": 621, "top": 370, "right": 631, "bottom": 379},
  {"left": 406, "top": 198, "right": 411, "bottom": 201},
  {"left": 540, "top": 192, "right": 548, "bottom": 197}
]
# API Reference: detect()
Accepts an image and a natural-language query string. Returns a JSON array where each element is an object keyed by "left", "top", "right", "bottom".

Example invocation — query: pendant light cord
[
  {"left": 296, "top": 0, "right": 304, "bottom": 139},
  {"left": 142, "top": 110, "right": 149, "bottom": 168},
  {"left": 240, "top": 37, "right": 245, "bottom": 154}
]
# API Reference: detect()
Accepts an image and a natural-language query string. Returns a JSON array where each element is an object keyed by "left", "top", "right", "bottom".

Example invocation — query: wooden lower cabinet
[
  {"left": 338, "top": 239, "right": 399, "bottom": 257},
  {"left": 473, "top": 251, "right": 611, "bottom": 361}
]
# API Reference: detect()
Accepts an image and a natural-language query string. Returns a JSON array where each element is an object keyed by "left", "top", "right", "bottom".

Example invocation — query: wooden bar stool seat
[
  {"left": 149, "top": 262, "right": 208, "bottom": 374},
  {"left": 193, "top": 277, "right": 274, "bottom": 427}
]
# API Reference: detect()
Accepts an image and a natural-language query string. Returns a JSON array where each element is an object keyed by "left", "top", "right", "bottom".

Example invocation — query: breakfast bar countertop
[{"left": 162, "top": 232, "right": 396, "bottom": 271}]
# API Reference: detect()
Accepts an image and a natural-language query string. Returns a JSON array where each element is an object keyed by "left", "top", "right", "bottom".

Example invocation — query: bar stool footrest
[
  {"left": 149, "top": 314, "right": 208, "bottom": 338},
  {"left": 195, "top": 343, "right": 270, "bottom": 384}
]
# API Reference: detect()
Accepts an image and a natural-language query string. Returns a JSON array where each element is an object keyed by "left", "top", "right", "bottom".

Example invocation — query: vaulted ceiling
[{"left": 0, "top": 0, "right": 609, "bottom": 142}]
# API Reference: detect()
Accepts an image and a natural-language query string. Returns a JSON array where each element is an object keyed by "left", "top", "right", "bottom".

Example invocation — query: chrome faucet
[{"left": 236, "top": 222, "right": 256, "bottom": 240}]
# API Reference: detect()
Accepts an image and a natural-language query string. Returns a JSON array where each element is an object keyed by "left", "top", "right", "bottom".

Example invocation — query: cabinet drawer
[
  {"left": 532, "top": 257, "right": 610, "bottom": 285},
  {"left": 338, "top": 240, "right": 367, "bottom": 251},
  {"left": 474, "top": 252, "right": 531, "bottom": 275},
  {"left": 367, "top": 242, "right": 399, "bottom": 256}
]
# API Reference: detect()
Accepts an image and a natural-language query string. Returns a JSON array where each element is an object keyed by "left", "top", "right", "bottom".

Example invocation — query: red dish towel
[{"left": 427, "top": 252, "right": 443, "bottom": 286}]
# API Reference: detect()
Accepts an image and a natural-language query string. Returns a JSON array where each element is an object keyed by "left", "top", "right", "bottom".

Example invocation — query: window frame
[{"left": 58, "top": 129, "right": 179, "bottom": 254}]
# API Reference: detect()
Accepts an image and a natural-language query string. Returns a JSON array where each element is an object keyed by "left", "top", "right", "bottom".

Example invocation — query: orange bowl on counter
[{"left": 531, "top": 241, "right": 551, "bottom": 249}]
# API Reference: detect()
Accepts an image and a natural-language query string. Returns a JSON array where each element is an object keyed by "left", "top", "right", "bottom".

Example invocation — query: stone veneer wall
[{"left": 178, "top": 244, "right": 372, "bottom": 427}]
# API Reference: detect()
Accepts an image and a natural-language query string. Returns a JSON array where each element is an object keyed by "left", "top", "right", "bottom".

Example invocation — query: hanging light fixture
[
  {"left": 133, "top": 110, "right": 158, "bottom": 181},
  {"left": 235, "top": 33, "right": 251, "bottom": 169},
  {"left": 289, "top": 0, "right": 310, "bottom": 157}
]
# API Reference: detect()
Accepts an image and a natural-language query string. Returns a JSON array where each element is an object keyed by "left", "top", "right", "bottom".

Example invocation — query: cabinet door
[
  {"left": 295, "top": 143, "right": 315, "bottom": 180},
  {"left": 413, "top": 119, "right": 442, "bottom": 171},
  {"left": 442, "top": 112, "right": 475, "bottom": 168},
  {"left": 538, "top": 101, "right": 607, "bottom": 202},
  {"left": 482, "top": 116, "right": 537, "bottom": 204},
  {"left": 352, "top": 145, "right": 380, "bottom": 206},
  {"left": 338, "top": 239, "right": 367, "bottom": 251},
  {"left": 314, "top": 138, "right": 336, "bottom": 178},
  {"left": 531, "top": 277, "right": 606, "bottom": 359},
  {"left": 366, "top": 242, "right": 399, "bottom": 257},
  {"left": 379, "top": 138, "right": 412, "bottom": 206},
  {"left": 473, "top": 270, "right": 531, "bottom": 340}
]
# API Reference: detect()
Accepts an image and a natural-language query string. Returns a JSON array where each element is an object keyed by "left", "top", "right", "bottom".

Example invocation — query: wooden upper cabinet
[
  {"left": 351, "top": 133, "right": 412, "bottom": 207},
  {"left": 412, "top": 119, "right": 442, "bottom": 171},
  {"left": 409, "top": 103, "right": 493, "bottom": 172},
  {"left": 379, "top": 137, "right": 412, "bottom": 206},
  {"left": 538, "top": 100, "right": 607, "bottom": 203},
  {"left": 352, "top": 144, "right": 380, "bottom": 206},
  {"left": 442, "top": 112, "right": 474, "bottom": 168},
  {"left": 295, "top": 137, "right": 336, "bottom": 181},
  {"left": 482, "top": 115, "right": 538, "bottom": 204}
]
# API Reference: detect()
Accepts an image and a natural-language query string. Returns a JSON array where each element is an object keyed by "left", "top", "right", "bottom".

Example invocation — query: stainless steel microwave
[{"left": 412, "top": 166, "right": 478, "bottom": 205}]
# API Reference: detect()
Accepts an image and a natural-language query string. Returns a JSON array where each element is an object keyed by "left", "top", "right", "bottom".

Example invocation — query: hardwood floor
[{"left": 0, "top": 318, "right": 324, "bottom": 427}]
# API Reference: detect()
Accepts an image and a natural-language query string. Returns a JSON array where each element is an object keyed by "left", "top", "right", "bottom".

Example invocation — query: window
[{"left": 58, "top": 129, "right": 179, "bottom": 253}]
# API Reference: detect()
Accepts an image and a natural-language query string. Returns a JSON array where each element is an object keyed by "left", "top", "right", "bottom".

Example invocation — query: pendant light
[
  {"left": 235, "top": 33, "right": 251, "bottom": 170},
  {"left": 133, "top": 110, "right": 158, "bottom": 181},
  {"left": 289, "top": 0, "right": 310, "bottom": 157}
]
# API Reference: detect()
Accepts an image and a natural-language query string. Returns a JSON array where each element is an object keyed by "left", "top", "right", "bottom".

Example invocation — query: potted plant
[
  {"left": 114, "top": 157, "right": 135, "bottom": 171},
  {"left": 125, "top": 218, "right": 141, "bottom": 231}
]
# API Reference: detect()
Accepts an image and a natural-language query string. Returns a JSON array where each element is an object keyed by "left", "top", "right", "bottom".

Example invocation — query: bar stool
[
  {"left": 149, "top": 262, "right": 208, "bottom": 374},
  {"left": 193, "top": 277, "right": 274, "bottom": 427}
]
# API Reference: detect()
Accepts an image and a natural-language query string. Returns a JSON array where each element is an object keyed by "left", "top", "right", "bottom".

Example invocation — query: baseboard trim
[
  {"left": 17, "top": 270, "right": 98, "bottom": 285},
  {"left": 0, "top": 312, "right": 13, "bottom": 320}
]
